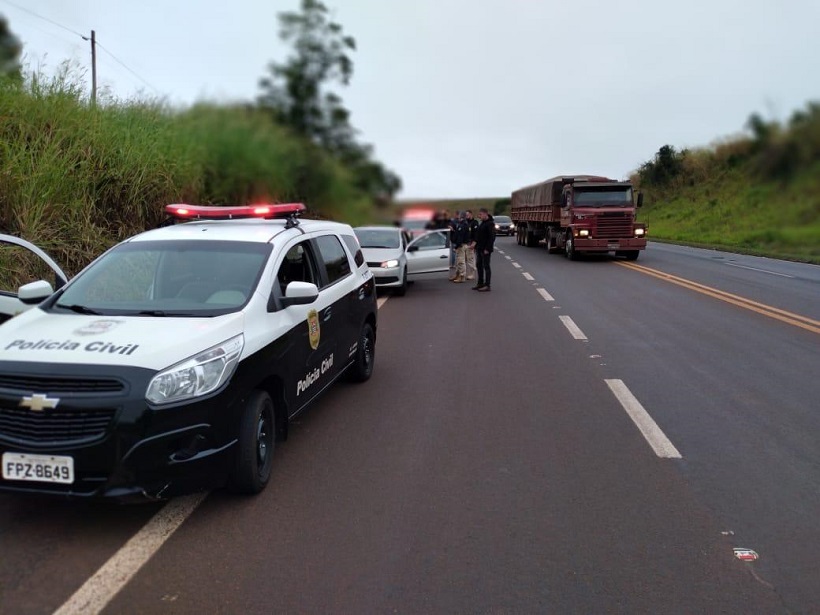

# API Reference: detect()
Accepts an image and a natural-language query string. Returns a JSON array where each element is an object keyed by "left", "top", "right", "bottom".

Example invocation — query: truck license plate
[{"left": 2, "top": 452, "right": 74, "bottom": 484}]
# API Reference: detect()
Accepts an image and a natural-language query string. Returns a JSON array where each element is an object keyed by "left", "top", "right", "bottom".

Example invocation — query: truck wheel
[
  {"left": 347, "top": 322, "right": 375, "bottom": 382},
  {"left": 228, "top": 390, "right": 275, "bottom": 495},
  {"left": 526, "top": 231, "right": 538, "bottom": 248},
  {"left": 566, "top": 235, "right": 579, "bottom": 260},
  {"left": 623, "top": 250, "right": 640, "bottom": 261}
]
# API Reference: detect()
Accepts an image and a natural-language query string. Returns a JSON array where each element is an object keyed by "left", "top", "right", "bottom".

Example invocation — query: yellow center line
[{"left": 615, "top": 261, "right": 820, "bottom": 335}]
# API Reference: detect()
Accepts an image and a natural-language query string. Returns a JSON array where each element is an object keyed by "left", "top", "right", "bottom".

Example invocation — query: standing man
[
  {"left": 447, "top": 210, "right": 460, "bottom": 277},
  {"left": 473, "top": 208, "right": 495, "bottom": 292},
  {"left": 464, "top": 210, "right": 479, "bottom": 281},
  {"left": 450, "top": 211, "right": 469, "bottom": 283}
]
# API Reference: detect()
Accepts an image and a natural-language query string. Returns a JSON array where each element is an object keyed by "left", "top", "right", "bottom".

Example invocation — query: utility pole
[{"left": 90, "top": 30, "right": 96, "bottom": 105}]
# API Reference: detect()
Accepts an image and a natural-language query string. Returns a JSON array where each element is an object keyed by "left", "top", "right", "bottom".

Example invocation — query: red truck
[{"left": 510, "top": 175, "right": 647, "bottom": 260}]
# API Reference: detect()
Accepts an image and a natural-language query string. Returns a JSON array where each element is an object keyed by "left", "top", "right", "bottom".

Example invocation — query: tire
[
  {"left": 526, "top": 231, "right": 538, "bottom": 247},
  {"left": 624, "top": 250, "right": 640, "bottom": 261},
  {"left": 228, "top": 390, "right": 275, "bottom": 495},
  {"left": 394, "top": 268, "right": 407, "bottom": 296},
  {"left": 565, "top": 234, "right": 579, "bottom": 260},
  {"left": 347, "top": 322, "right": 376, "bottom": 382}
]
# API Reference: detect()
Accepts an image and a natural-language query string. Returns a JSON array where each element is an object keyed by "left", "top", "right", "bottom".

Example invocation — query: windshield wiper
[{"left": 57, "top": 303, "right": 102, "bottom": 315}]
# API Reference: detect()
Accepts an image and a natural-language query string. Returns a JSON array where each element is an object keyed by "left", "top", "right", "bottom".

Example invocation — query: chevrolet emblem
[{"left": 20, "top": 394, "right": 60, "bottom": 412}]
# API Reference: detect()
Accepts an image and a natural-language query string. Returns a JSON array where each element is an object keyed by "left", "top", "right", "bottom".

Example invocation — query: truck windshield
[{"left": 574, "top": 188, "right": 633, "bottom": 207}]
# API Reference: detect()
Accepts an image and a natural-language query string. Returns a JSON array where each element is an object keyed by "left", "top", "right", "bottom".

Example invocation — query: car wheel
[
  {"left": 347, "top": 322, "right": 375, "bottom": 382},
  {"left": 228, "top": 390, "right": 275, "bottom": 494},
  {"left": 394, "top": 268, "right": 407, "bottom": 296}
]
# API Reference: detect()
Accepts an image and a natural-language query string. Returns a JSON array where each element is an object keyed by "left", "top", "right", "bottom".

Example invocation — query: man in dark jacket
[
  {"left": 449, "top": 211, "right": 470, "bottom": 283},
  {"left": 473, "top": 208, "right": 495, "bottom": 291},
  {"left": 464, "top": 210, "right": 479, "bottom": 281}
]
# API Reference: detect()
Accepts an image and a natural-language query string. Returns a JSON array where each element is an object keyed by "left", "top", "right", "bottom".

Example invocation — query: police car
[{"left": 0, "top": 204, "right": 377, "bottom": 500}]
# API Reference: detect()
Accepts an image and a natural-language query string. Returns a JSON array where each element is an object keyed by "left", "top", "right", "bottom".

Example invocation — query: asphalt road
[{"left": 1, "top": 240, "right": 817, "bottom": 614}]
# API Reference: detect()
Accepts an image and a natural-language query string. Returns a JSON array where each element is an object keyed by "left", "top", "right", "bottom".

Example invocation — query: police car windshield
[
  {"left": 53, "top": 240, "right": 271, "bottom": 316},
  {"left": 354, "top": 229, "right": 401, "bottom": 249}
]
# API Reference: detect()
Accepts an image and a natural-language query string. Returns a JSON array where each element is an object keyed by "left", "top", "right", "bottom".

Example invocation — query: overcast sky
[{"left": 2, "top": 0, "right": 818, "bottom": 198}]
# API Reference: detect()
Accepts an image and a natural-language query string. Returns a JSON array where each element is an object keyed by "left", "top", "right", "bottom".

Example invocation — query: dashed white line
[
  {"left": 559, "top": 315, "right": 587, "bottom": 340},
  {"left": 505, "top": 255, "right": 512, "bottom": 260},
  {"left": 724, "top": 262, "right": 794, "bottom": 278},
  {"left": 512, "top": 262, "right": 522, "bottom": 269},
  {"left": 605, "top": 379, "right": 682, "bottom": 459},
  {"left": 377, "top": 296, "right": 389, "bottom": 309},
  {"left": 522, "top": 272, "right": 534, "bottom": 281},
  {"left": 54, "top": 492, "right": 208, "bottom": 615},
  {"left": 537, "top": 288, "right": 554, "bottom": 302}
]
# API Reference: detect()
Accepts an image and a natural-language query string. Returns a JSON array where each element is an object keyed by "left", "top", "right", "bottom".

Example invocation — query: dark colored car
[{"left": 493, "top": 215, "right": 515, "bottom": 236}]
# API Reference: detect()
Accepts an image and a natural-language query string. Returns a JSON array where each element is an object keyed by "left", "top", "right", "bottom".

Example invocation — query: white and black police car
[{"left": 0, "top": 203, "right": 377, "bottom": 501}]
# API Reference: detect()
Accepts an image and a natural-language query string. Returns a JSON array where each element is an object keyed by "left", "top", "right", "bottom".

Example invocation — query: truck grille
[
  {"left": 0, "top": 406, "right": 116, "bottom": 445},
  {"left": 0, "top": 375, "right": 125, "bottom": 394},
  {"left": 595, "top": 213, "right": 632, "bottom": 239}
]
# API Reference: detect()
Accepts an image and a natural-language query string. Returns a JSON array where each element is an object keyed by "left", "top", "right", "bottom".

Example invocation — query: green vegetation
[
  {"left": 632, "top": 102, "right": 820, "bottom": 264},
  {"left": 0, "top": 68, "right": 374, "bottom": 286}
]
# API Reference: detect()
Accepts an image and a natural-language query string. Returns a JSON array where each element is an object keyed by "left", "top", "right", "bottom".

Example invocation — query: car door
[
  {"left": 406, "top": 230, "right": 451, "bottom": 280},
  {"left": 0, "top": 234, "right": 68, "bottom": 324}
]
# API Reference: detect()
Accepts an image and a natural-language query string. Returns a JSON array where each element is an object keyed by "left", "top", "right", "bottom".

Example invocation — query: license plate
[
  {"left": 2, "top": 452, "right": 74, "bottom": 484},
  {"left": 608, "top": 242, "right": 619, "bottom": 249}
]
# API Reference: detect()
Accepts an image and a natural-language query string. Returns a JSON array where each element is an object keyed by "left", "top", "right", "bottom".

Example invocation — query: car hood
[
  {"left": 0, "top": 308, "right": 245, "bottom": 370},
  {"left": 360, "top": 246, "right": 404, "bottom": 262}
]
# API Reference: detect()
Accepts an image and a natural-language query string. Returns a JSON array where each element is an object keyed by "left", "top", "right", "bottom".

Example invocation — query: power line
[
  {"left": 95, "top": 41, "right": 161, "bottom": 95},
  {"left": 0, "top": 0, "right": 85, "bottom": 39},
  {"left": 1, "top": 0, "right": 162, "bottom": 98}
]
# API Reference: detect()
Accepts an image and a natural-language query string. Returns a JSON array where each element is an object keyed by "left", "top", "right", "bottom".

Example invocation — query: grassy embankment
[
  {"left": 0, "top": 70, "right": 376, "bottom": 288},
  {"left": 632, "top": 103, "right": 820, "bottom": 264}
]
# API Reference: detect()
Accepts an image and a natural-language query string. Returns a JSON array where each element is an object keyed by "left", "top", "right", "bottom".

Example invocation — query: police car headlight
[
  {"left": 382, "top": 259, "right": 399, "bottom": 268},
  {"left": 146, "top": 334, "right": 244, "bottom": 405}
]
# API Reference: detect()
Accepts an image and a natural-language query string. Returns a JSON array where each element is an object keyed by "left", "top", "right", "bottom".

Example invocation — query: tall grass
[
  {"left": 633, "top": 102, "right": 820, "bottom": 264},
  {"left": 0, "top": 66, "right": 375, "bottom": 289}
]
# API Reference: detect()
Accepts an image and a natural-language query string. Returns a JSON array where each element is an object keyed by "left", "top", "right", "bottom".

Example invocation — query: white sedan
[
  {"left": 0, "top": 234, "right": 68, "bottom": 324},
  {"left": 354, "top": 227, "right": 451, "bottom": 296}
]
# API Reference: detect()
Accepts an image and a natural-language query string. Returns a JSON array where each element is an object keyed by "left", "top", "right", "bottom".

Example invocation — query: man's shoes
[
  {"left": 448, "top": 276, "right": 457, "bottom": 281},
  {"left": 477, "top": 285, "right": 491, "bottom": 292},
  {"left": 472, "top": 284, "right": 485, "bottom": 290},
  {"left": 451, "top": 275, "right": 464, "bottom": 283},
  {"left": 466, "top": 276, "right": 475, "bottom": 280}
]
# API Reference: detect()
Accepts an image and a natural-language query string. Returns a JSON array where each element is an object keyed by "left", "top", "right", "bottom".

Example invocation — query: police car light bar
[{"left": 165, "top": 203, "right": 306, "bottom": 220}]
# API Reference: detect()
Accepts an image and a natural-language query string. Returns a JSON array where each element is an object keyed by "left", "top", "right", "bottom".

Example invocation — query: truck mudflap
[{"left": 574, "top": 238, "right": 646, "bottom": 251}]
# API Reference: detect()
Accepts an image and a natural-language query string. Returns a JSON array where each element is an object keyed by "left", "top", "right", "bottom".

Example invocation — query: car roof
[{"left": 125, "top": 218, "right": 354, "bottom": 244}]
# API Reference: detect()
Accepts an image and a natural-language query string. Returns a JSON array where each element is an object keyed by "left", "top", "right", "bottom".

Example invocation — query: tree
[
  {"left": 258, "top": 0, "right": 401, "bottom": 201},
  {"left": 258, "top": 0, "right": 355, "bottom": 149},
  {"left": 0, "top": 15, "right": 22, "bottom": 81}
]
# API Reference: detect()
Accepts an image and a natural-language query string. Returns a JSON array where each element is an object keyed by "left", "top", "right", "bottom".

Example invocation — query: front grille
[
  {"left": 366, "top": 262, "right": 384, "bottom": 268},
  {"left": 0, "top": 375, "right": 125, "bottom": 394},
  {"left": 0, "top": 406, "right": 116, "bottom": 445},
  {"left": 595, "top": 213, "right": 632, "bottom": 239}
]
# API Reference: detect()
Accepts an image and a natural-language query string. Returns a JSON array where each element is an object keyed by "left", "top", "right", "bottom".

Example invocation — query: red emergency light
[{"left": 165, "top": 203, "right": 306, "bottom": 220}]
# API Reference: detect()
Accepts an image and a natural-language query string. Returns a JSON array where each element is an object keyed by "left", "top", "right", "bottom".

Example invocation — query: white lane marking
[
  {"left": 512, "top": 262, "right": 522, "bottom": 269},
  {"left": 537, "top": 288, "right": 554, "bottom": 302},
  {"left": 55, "top": 492, "right": 208, "bottom": 615},
  {"left": 522, "top": 272, "right": 534, "bottom": 281},
  {"left": 505, "top": 255, "right": 512, "bottom": 260},
  {"left": 559, "top": 315, "right": 587, "bottom": 340},
  {"left": 724, "top": 262, "right": 794, "bottom": 278},
  {"left": 377, "top": 296, "right": 389, "bottom": 309},
  {"left": 605, "top": 379, "right": 682, "bottom": 459}
]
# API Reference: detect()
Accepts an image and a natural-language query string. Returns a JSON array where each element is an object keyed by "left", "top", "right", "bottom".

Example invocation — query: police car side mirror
[
  {"left": 18, "top": 280, "right": 55, "bottom": 305},
  {"left": 280, "top": 281, "right": 319, "bottom": 307}
]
